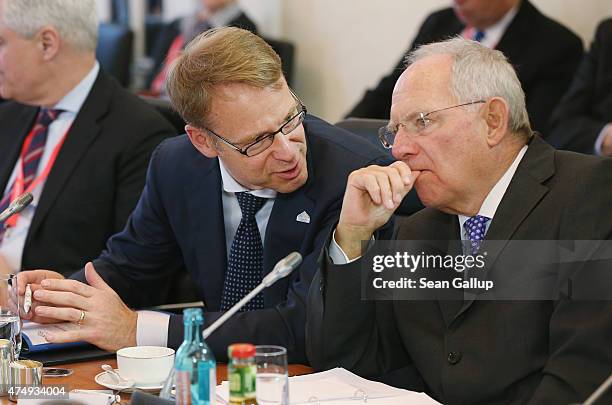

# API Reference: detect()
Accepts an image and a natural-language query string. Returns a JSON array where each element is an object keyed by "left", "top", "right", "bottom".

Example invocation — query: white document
[
  {"left": 22, "top": 321, "right": 81, "bottom": 345},
  {"left": 216, "top": 367, "right": 441, "bottom": 404}
]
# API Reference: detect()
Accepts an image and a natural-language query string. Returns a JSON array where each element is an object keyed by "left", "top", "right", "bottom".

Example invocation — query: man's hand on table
[{"left": 25, "top": 262, "right": 137, "bottom": 351}]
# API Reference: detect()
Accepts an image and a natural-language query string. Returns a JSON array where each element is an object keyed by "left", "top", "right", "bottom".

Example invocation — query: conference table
[{"left": 0, "top": 359, "right": 313, "bottom": 404}]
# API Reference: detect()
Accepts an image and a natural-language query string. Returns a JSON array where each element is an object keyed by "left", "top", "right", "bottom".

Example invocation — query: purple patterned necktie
[
  {"left": 220, "top": 192, "right": 267, "bottom": 312},
  {"left": 0, "top": 109, "right": 61, "bottom": 242},
  {"left": 463, "top": 215, "right": 491, "bottom": 255}
]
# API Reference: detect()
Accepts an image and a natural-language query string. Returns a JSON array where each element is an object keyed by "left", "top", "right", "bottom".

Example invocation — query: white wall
[{"left": 281, "top": 0, "right": 612, "bottom": 123}]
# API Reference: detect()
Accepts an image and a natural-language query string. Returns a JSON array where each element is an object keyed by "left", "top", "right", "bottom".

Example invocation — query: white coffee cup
[{"left": 116, "top": 346, "right": 175, "bottom": 386}]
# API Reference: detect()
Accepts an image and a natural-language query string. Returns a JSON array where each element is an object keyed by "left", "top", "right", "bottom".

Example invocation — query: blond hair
[{"left": 166, "top": 27, "right": 283, "bottom": 129}]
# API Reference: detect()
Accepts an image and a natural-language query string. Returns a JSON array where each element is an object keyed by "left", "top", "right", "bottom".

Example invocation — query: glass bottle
[
  {"left": 228, "top": 343, "right": 257, "bottom": 405},
  {"left": 174, "top": 308, "right": 217, "bottom": 405}
]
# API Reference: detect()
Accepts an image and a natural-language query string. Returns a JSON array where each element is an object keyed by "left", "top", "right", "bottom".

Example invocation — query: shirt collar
[
  {"left": 458, "top": 144, "right": 528, "bottom": 227},
  {"left": 479, "top": 5, "right": 519, "bottom": 48},
  {"left": 218, "top": 157, "right": 277, "bottom": 199},
  {"left": 53, "top": 61, "right": 100, "bottom": 114}
]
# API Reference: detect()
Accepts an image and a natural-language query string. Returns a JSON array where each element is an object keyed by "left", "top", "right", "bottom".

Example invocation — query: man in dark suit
[
  {"left": 547, "top": 18, "right": 612, "bottom": 155},
  {"left": 347, "top": 0, "right": 583, "bottom": 134},
  {"left": 146, "top": 0, "right": 257, "bottom": 95},
  {"left": 308, "top": 38, "right": 612, "bottom": 404},
  {"left": 0, "top": 0, "right": 173, "bottom": 276},
  {"left": 18, "top": 28, "right": 388, "bottom": 363}
]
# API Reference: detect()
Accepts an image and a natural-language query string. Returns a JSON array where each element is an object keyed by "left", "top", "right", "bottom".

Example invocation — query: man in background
[
  {"left": 547, "top": 18, "right": 612, "bottom": 155},
  {"left": 347, "top": 0, "right": 583, "bottom": 134},
  {"left": 309, "top": 38, "right": 612, "bottom": 404},
  {"left": 146, "top": 0, "right": 257, "bottom": 95},
  {"left": 18, "top": 28, "right": 389, "bottom": 363},
  {"left": 0, "top": 0, "right": 174, "bottom": 276}
]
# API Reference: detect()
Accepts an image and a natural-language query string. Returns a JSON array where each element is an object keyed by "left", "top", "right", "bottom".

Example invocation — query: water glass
[
  {"left": 255, "top": 345, "right": 289, "bottom": 405},
  {"left": 0, "top": 274, "right": 21, "bottom": 358}
]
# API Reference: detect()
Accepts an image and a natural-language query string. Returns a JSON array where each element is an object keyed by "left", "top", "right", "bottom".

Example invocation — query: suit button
[{"left": 447, "top": 351, "right": 462, "bottom": 365}]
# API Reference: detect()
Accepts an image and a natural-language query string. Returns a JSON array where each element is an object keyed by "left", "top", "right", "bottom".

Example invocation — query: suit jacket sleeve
[
  {"left": 547, "top": 21, "right": 609, "bottom": 153},
  {"left": 72, "top": 140, "right": 184, "bottom": 305}
]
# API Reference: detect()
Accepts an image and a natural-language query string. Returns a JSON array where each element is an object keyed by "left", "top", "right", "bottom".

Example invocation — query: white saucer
[{"left": 94, "top": 370, "right": 164, "bottom": 393}]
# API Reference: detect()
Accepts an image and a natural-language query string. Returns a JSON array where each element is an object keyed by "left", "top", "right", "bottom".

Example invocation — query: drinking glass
[
  {"left": 255, "top": 345, "right": 289, "bottom": 405},
  {"left": 0, "top": 273, "right": 21, "bottom": 358}
]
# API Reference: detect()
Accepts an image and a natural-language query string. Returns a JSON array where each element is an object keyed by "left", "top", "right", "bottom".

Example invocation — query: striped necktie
[
  {"left": 0, "top": 109, "right": 61, "bottom": 242},
  {"left": 220, "top": 192, "right": 267, "bottom": 312}
]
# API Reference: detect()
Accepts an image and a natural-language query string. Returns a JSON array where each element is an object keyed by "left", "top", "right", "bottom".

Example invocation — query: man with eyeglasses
[
  {"left": 16, "top": 28, "right": 389, "bottom": 362},
  {"left": 308, "top": 38, "right": 612, "bottom": 404}
]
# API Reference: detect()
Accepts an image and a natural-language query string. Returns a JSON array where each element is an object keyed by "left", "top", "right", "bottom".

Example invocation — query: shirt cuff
[
  {"left": 136, "top": 310, "right": 170, "bottom": 347},
  {"left": 328, "top": 229, "right": 374, "bottom": 264},
  {"left": 594, "top": 125, "right": 610, "bottom": 155}
]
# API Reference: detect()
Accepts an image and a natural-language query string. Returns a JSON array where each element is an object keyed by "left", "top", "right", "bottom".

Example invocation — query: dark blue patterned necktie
[
  {"left": 463, "top": 215, "right": 491, "bottom": 254},
  {"left": 220, "top": 192, "right": 267, "bottom": 311},
  {"left": 0, "top": 108, "right": 61, "bottom": 242},
  {"left": 473, "top": 30, "right": 485, "bottom": 42}
]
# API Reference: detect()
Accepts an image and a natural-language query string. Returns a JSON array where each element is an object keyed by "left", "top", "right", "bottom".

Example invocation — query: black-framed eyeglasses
[
  {"left": 204, "top": 89, "right": 307, "bottom": 157},
  {"left": 378, "top": 100, "right": 485, "bottom": 148}
]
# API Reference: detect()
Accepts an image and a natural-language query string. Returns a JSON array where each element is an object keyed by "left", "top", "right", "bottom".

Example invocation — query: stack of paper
[{"left": 216, "top": 367, "right": 440, "bottom": 404}]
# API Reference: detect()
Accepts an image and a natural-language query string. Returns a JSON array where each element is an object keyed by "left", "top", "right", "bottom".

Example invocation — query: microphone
[
  {"left": 0, "top": 192, "right": 34, "bottom": 223},
  {"left": 583, "top": 373, "right": 612, "bottom": 405},
  {"left": 203, "top": 252, "right": 303, "bottom": 339}
]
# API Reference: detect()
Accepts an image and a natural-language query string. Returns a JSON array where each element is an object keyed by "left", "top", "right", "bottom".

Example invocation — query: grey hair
[
  {"left": 1, "top": 0, "right": 98, "bottom": 52},
  {"left": 406, "top": 37, "right": 532, "bottom": 138}
]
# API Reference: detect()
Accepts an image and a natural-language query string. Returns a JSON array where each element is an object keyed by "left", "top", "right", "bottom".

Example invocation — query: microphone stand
[{"left": 203, "top": 252, "right": 302, "bottom": 339}]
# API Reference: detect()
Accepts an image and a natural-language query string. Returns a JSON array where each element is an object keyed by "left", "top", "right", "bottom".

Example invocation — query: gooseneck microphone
[
  {"left": 202, "top": 252, "right": 303, "bottom": 339},
  {"left": 0, "top": 192, "right": 34, "bottom": 223}
]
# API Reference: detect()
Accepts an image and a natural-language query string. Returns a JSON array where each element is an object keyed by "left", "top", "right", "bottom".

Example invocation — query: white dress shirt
[
  {"left": 480, "top": 6, "right": 518, "bottom": 49},
  {"left": 137, "top": 157, "right": 277, "bottom": 346},
  {"left": 594, "top": 124, "right": 611, "bottom": 155},
  {"left": 457, "top": 145, "right": 528, "bottom": 239},
  {"left": 463, "top": 6, "right": 518, "bottom": 49},
  {"left": 330, "top": 145, "right": 529, "bottom": 263},
  {"left": 0, "top": 62, "right": 100, "bottom": 272}
]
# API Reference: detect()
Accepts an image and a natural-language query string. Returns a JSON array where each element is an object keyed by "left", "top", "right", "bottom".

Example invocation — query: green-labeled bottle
[
  {"left": 228, "top": 343, "right": 258, "bottom": 405},
  {"left": 175, "top": 308, "right": 217, "bottom": 405}
]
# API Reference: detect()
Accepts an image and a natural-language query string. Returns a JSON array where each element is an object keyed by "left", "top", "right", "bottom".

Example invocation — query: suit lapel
[
  {"left": 0, "top": 106, "right": 38, "bottom": 191},
  {"left": 495, "top": 0, "right": 534, "bottom": 68},
  {"left": 452, "top": 136, "right": 555, "bottom": 321},
  {"left": 27, "top": 72, "right": 110, "bottom": 240},
  {"left": 429, "top": 213, "right": 464, "bottom": 327},
  {"left": 262, "top": 143, "right": 316, "bottom": 303},
  {"left": 188, "top": 157, "right": 227, "bottom": 311}
]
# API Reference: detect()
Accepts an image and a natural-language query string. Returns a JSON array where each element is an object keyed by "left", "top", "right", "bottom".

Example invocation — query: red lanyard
[{"left": 5, "top": 124, "right": 71, "bottom": 228}]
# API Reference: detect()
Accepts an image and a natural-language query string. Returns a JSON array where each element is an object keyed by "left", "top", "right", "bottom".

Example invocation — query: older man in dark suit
[
  {"left": 347, "top": 0, "right": 583, "bottom": 134},
  {"left": 17, "top": 28, "right": 389, "bottom": 363},
  {"left": 308, "top": 38, "right": 612, "bottom": 404},
  {"left": 0, "top": 0, "right": 174, "bottom": 276},
  {"left": 548, "top": 18, "right": 612, "bottom": 155}
]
